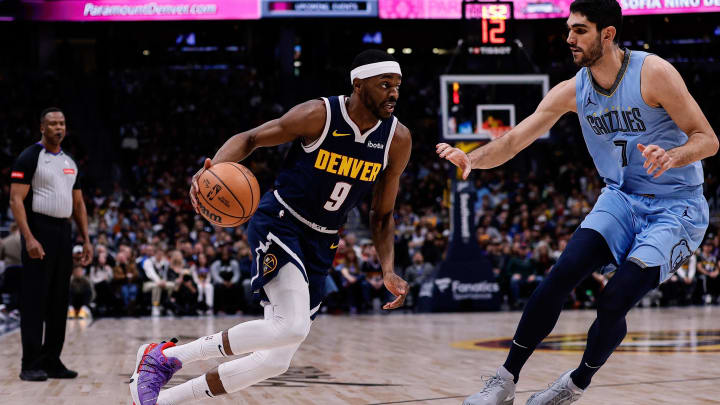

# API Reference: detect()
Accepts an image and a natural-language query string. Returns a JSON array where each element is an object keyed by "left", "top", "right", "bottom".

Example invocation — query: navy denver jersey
[{"left": 272, "top": 95, "right": 398, "bottom": 232}]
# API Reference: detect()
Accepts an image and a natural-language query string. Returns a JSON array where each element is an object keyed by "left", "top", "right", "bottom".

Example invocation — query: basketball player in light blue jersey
[
  {"left": 128, "top": 49, "right": 411, "bottom": 405},
  {"left": 437, "top": 0, "right": 718, "bottom": 404}
]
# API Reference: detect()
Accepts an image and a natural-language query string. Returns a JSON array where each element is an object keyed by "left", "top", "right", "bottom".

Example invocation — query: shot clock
[{"left": 463, "top": 1, "right": 512, "bottom": 45}]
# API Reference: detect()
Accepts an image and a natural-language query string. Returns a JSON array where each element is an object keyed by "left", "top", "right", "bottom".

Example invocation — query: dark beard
[
  {"left": 361, "top": 92, "right": 385, "bottom": 120},
  {"left": 573, "top": 36, "right": 603, "bottom": 67}
]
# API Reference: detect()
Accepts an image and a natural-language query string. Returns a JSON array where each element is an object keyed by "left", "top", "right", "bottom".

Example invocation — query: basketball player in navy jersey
[
  {"left": 437, "top": 0, "right": 718, "bottom": 404},
  {"left": 129, "top": 49, "right": 411, "bottom": 405}
]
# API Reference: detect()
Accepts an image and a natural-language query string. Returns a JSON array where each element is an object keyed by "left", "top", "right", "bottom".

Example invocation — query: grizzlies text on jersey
[{"left": 575, "top": 49, "right": 704, "bottom": 198}]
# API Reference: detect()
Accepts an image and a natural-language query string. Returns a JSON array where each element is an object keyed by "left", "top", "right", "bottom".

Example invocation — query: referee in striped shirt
[{"left": 9, "top": 108, "right": 93, "bottom": 382}]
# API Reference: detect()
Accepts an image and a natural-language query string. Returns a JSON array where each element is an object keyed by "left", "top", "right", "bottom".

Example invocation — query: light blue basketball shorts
[{"left": 580, "top": 186, "right": 709, "bottom": 284}]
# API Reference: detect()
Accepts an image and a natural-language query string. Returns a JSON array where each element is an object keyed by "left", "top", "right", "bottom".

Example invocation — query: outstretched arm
[
  {"left": 210, "top": 99, "right": 327, "bottom": 164},
  {"left": 437, "top": 78, "right": 577, "bottom": 178},
  {"left": 638, "top": 55, "right": 719, "bottom": 178},
  {"left": 190, "top": 99, "right": 327, "bottom": 212},
  {"left": 370, "top": 123, "right": 412, "bottom": 309}
]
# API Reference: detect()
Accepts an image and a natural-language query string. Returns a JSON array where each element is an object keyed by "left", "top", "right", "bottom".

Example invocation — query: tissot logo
[{"left": 367, "top": 141, "right": 384, "bottom": 149}]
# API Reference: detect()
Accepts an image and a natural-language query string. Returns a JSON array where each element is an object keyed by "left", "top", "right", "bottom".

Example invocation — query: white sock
[
  {"left": 567, "top": 372, "right": 584, "bottom": 393},
  {"left": 157, "top": 375, "right": 213, "bottom": 405},
  {"left": 164, "top": 332, "right": 226, "bottom": 365},
  {"left": 498, "top": 365, "right": 514, "bottom": 381}
]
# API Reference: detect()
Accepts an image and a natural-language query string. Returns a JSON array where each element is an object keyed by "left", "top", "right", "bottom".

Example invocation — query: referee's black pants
[{"left": 20, "top": 213, "right": 72, "bottom": 372}]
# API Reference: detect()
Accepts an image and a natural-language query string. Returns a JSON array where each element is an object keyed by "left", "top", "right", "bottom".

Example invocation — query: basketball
[{"left": 196, "top": 162, "right": 260, "bottom": 227}]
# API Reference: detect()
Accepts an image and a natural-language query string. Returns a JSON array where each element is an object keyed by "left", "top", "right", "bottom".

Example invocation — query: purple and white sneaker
[{"left": 129, "top": 339, "right": 183, "bottom": 405}]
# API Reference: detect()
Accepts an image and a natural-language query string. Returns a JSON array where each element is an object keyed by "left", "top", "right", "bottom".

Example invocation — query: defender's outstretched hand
[
  {"left": 189, "top": 158, "right": 213, "bottom": 214},
  {"left": 436, "top": 143, "right": 472, "bottom": 179},
  {"left": 638, "top": 144, "right": 673, "bottom": 178},
  {"left": 383, "top": 272, "right": 408, "bottom": 310}
]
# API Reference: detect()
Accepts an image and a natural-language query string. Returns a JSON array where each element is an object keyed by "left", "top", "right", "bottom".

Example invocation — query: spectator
[
  {"left": 141, "top": 245, "right": 173, "bottom": 316},
  {"left": 168, "top": 250, "right": 197, "bottom": 316},
  {"left": 532, "top": 243, "right": 556, "bottom": 276},
  {"left": 68, "top": 266, "right": 93, "bottom": 319},
  {"left": 694, "top": 241, "right": 719, "bottom": 305},
  {"left": 404, "top": 251, "right": 435, "bottom": 309},
  {"left": 336, "top": 249, "right": 364, "bottom": 313},
  {"left": 235, "top": 241, "right": 253, "bottom": 280},
  {"left": 191, "top": 252, "right": 213, "bottom": 314},
  {"left": 504, "top": 242, "right": 541, "bottom": 309},
  {"left": 166, "top": 250, "right": 185, "bottom": 284},
  {"left": 408, "top": 225, "right": 426, "bottom": 257},
  {"left": 88, "top": 250, "right": 115, "bottom": 316},
  {"left": 113, "top": 250, "right": 140, "bottom": 315},
  {"left": 420, "top": 229, "right": 443, "bottom": 265},
  {"left": 0, "top": 223, "right": 22, "bottom": 311},
  {"left": 661, "top": 252, "right": 696, "bottom": 306},
  {"left": 360, "top": 246, "right": 389, "bottom": 313},
  {"left": 212, "top": 244, "right": 243, "bottom": 314},
  {"left": 72, "top": 245, "right": 84, "bottom": 268}
]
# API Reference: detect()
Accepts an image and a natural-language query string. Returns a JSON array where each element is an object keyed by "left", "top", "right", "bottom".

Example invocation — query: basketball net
[{"left": 488, "top": 125, "right": 512, "bottom": 140}]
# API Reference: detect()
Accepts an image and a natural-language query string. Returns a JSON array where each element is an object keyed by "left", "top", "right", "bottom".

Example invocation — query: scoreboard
[{"left": 463, "top": 1, "right": 512, "bottom": 45}]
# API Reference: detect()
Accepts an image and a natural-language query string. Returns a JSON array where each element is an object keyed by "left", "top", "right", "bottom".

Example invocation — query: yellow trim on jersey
[{"left": 587, "top": 49, "right": 632, "bottom": 98}]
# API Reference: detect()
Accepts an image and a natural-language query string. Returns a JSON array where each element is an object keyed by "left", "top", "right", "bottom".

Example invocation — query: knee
[
  {"left": 596, "top": 286, "right": 629, "bottom": 319},
  {"left": 269, "top": 307, "right": 310, "bottom": 345},
  {"left": 282, "top": 316, "right": 310, "bottom": 344},
  {"left": 261, "top": 351, "right": 293, "bottom": 377}
]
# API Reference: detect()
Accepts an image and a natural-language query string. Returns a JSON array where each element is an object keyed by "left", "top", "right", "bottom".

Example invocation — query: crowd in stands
[{"left": 1, "top": 39, "right": 720, "bottom": 322}]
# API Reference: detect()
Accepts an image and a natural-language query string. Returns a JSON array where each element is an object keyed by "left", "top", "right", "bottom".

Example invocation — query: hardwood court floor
[{"left": 1, "top": 306, "right": 719, "bottom": 405}]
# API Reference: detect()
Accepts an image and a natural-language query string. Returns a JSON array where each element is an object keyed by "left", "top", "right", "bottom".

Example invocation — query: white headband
[{"left": 350, "top": 61, "right": 402, "bottom": 85}]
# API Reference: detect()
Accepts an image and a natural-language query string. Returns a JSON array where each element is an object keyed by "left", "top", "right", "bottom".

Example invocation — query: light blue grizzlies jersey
[
  {"left": 575, "top": 49, "right": 704, "bottom": 197},
  {"left": 273, "top": 95, "right": 398, "bottom": 231}
]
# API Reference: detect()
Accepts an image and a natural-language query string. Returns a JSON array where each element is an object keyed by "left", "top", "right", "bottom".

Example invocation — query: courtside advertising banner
[{"left": 22, "top": 0, "right": 260, "bottom": 21}]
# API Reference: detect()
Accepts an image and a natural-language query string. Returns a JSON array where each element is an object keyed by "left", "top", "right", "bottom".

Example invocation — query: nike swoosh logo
[
  {"left": 205, "top": 390, "right": 213, "bottom": 398},
  {"left": 217, "top": 344, "right": 226, "bottom": 357},
  {"left": 330, "top": 243, "right": 339, "bottom": 249},
  {"left": 332, "top": 130, "right": 351, "bottom": 137}
]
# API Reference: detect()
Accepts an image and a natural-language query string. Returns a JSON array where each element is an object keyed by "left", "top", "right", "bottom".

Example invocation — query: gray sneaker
[
  {"left": 525, "top": 370, "right": 583, "bottom": 405},
  {"left": 463, "top": 366, "right": 516, "bottom": 405}
]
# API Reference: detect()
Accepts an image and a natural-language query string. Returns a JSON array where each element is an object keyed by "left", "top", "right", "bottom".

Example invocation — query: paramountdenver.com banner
[
  {"left": 20, "top": 0, "right": 720, "bottom": 20},
  {"left": 22, "top": 0, "right": 260, "bottom": 20}
]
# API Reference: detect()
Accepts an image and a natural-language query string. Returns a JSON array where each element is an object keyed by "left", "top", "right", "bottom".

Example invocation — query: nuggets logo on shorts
[
  {"left": 670, "top": 239, "right": 692, "bottom": 274},
  {"left": 263, "top": 254, "right": 278, "bottom": 275}
]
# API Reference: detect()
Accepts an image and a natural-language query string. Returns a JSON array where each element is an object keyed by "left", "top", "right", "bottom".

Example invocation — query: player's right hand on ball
[
  {"left": 26, "top": 237, "right": 45, "bottom": 260},
  {"left": 436, "top": 143, "right": 472, "bottom": 179},
  {"left": 190, "top": 158, "right": 213, "bottom": 214}
]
